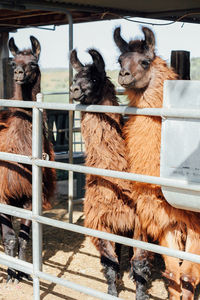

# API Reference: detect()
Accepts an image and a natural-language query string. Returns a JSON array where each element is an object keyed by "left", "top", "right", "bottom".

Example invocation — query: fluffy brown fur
[
  {"left": 82, "top": 88, "right": 135, "bottom": 295},
  {"left": 70, "top": 49, "right": 134, "bottom": 296},
  {"left": 83, "top": 95, "right": 134, "bottom": 240},
  {"left": 114, "top": 26, "right": 200, "bottom": 299},
  {"left": 0, "top": 52, "right": 56, "bottom": 209},
  {"left": 0, "top": 37, "right": 56, "bottom": 282},
  {"left": 125, "top": 56, "right": 200, "bottom": 300},
  {"left": 0, "top": 108, "right": 55, "bottom": 209}
]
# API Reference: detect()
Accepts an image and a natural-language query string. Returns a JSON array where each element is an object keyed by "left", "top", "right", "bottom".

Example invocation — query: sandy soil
[{"left": 0, "top": 192, "right": 177, "bottom": 300}]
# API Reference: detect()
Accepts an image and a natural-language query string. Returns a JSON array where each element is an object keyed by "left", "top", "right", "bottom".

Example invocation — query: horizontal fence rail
[
  {"left": 1, "top": 203, "right": 200, "bottom": 264},
  {"left": 0, "top": 151, "right": 199, "bottom": 192},
  {"left": 1, "top": 99, "right": 200, "bottom": 118},
  {"left": 0, "top": 246, "right": 120, "bottom": 300},
  {"left": 1, "top": 97, "right": 200, "bottom": 300}
]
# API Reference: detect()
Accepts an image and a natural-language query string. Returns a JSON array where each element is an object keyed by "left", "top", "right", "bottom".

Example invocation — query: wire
[
  {"left": 0, "top": 23, "right": 56, "bottom": 31},
  {"left": 101, "top": 11, "right": 200, "bottom": 26}
]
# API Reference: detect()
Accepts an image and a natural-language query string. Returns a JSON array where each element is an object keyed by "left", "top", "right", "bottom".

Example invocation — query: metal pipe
[
  {"left": 0, "top": 151, "right": 200, "bottom": 192},
  {"left": 67, "top": 12, "right": 74, "bottom": 224},
  {"left": 0, "top": 252, "right": 32, "bottom": 275},
  {"left": 0, "top": 249, "right": 119, "bottom": 300},
  {"left": 34, "top": 214, "right": 200, "bottom": 264},
  {"left": 36, "top": 270, "right": 121, "bottom": 300},
  {"left": 32, "top": 93, "right": 43, "bottom": 300},
  {"left": 43, "top": 91, "right": 69, "bottom": 95},
  {"left": 1, "top": 202, "right": 200, "bottom": 265},
  {"left": 1, "top": 99, "right": 200, "bottom": 118},
  {"left": 21, "top": 0, "right": 75, "bottom": 225}
]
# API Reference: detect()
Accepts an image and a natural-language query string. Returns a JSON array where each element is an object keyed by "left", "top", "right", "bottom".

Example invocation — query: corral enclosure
[{"left": 0, "top": 1, "right": 200, "bottom": 300}]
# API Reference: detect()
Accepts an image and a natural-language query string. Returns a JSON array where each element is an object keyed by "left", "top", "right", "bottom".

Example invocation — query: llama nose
[
  {"left": 14, "top": 66, "right": 24, "bottom": 75},
  {"left": 70, "top": 84, "right": 81, "bottom": 94},
  {"left": 14, "top": 66, "right": 25, "bottom": 81},
  {"left": 119, "top": 68, "right": 131, "bottom": 77},
  {"left": 70, "top": 84, "right": 82, "bottom": 100}
]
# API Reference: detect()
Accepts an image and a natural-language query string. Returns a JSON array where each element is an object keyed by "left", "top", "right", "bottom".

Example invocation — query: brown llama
[
  {"left": 70, "top": 49, "right": 135, "bottom": 296},
  {"left": 0, "top": 36, "right": 56, "bottom": 282},
  {"left": 114, "top": 26, "right": 200, "bottom": 300}
]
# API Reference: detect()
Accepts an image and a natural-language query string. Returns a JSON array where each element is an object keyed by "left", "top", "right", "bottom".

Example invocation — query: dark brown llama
[
  {"left": 114, "top": 26, "right": 200, "bottom": 300},
  {"left": 0, "top": 36, "right": 56, "bottom": 282},
  {"left": 70, "top": 49, "right": 135, "bottom": 296}
]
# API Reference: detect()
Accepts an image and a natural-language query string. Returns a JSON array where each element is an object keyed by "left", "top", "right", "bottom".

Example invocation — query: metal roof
[{"left": 0, "top": 0, "right": 200, "bottom": 31}]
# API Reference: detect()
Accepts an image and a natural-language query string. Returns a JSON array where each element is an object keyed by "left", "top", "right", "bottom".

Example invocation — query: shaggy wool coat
[
  {"left": 82, "top": 82, "right": 134, "bottom": 251},
  {"left": 124, "top": 56, "right": 200, "bottom": 285}
]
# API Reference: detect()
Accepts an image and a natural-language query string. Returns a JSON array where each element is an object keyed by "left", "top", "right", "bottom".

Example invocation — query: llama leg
[
  {"left": 180, "top": 227, "right": 200, "bottom": 300},
  {"left": 115, "top": 243, "right": 121, "bottom": 280},
  {"left": 17, "top": 218, "right": 32, "bottom": 281},
  {"left": 130, "top": 223, "right": 152, "bottom": 300},
  {"left": 0, "top": 214, "right": 17, "bottom": 282},
  {"left": 159, "top": 229, "right": 181, "bottom": 300},
  {"left": 97, "top": 239, "right": 120, "bottom": 296},
  {"left": 131, "top": 244, "right": 152, "bottom": 300}
]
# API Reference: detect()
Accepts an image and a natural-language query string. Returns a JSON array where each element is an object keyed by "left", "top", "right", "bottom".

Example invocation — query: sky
[{"left": 9, "top": 17, "right": 200, "bottom": 70}]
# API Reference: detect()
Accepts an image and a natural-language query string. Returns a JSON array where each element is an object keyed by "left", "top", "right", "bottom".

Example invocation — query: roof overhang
[{"left": 0, "top": 0, "right": 200, "bottom": 32}]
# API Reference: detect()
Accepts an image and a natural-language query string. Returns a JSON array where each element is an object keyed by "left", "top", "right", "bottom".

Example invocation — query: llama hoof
[
  {"left": 108, "top": 283, "right": 118, "bottom": 297},
  {"left": 6, "top": 277, "right": 13, "bottom": 284},
  {"left": 132, "top": 259, "right": 151, "bottom": 282},
  {"left": 13, "top": 278, "right": 19, "bottom": 284},
  {"left": 6, "top": 268, "right": 18, "bottom": 283},
  {"left": 136, "top": 293, "right": 149, "bottom": 300},
  {"left": 17, "top": 271, "right": 33, "bottom": 281}
]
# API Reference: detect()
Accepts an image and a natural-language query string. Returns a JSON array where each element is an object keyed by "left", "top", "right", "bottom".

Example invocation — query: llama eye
[
  {"left": 118, "top": 58, "right": 122, "bottom": 65},
  {"left": 141, "top": 60, "right": 150, "bottom": 69},
  {"left": 10, "top": 61, "right": 16, "bottom": 68},
  {"left": 92, "top": 79, "right": 97, "bottom": 83},
  {"left": 30, "top": 62, "right": 38, "bottom": 69}
]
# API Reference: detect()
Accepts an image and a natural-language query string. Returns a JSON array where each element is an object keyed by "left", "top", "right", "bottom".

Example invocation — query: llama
[
  {"left": 0, "top": 36, "right": 56, "bottom": 282},
  {"left": 70, "top": 49, "right": 135, "bottom": 296},
  {"left": 114, "top": 26, "right": 200, "bottom": 300}
]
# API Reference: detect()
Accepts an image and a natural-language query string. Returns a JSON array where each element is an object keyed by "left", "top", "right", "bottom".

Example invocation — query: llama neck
[
  {"left": 81, "top": 79, "right": 126, "bottom": 172},
  {"left": 99, "top": 78, "right": 119, "bottom": 106},
  {"left": 82, "top": 112, "right": 126, "bottom": 172},
  {"left": 12, "top": 73, "right": 41, "bottom": 101},
  {"left": 126, "top": 56, "right": 178, "bottom": 108},
  {"left": 124, "top": 57, "right": 178, "bottom": 177}
]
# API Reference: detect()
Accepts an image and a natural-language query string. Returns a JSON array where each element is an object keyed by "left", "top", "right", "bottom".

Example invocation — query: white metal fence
[{"left": 0, "top": 92, "right": 200, "bottom": 300}]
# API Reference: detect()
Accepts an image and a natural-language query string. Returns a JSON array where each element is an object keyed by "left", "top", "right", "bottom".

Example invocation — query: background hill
[
  {"left": 41, "top": 58, "right": 200, "bottom": 102},
  {"left": 190, "top": 57, "right": 200, "bottom": 80}
]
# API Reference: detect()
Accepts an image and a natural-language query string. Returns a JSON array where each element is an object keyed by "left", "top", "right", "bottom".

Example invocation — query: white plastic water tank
[{"left": 161, "top": 80, "right": 200, "bottom": 212}]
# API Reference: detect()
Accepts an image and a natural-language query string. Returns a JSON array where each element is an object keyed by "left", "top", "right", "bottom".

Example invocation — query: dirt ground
[{"left": 0, "top": 188, "right": 183, "bottom": 300}]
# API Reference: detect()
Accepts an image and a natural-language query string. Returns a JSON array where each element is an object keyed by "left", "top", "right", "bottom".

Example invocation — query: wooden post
[
  {"left": 170, "top": 50, "right": 190, "bottom": 80},
  {"left": 0, "top": 32, "right": 13, "bottom": 99}
]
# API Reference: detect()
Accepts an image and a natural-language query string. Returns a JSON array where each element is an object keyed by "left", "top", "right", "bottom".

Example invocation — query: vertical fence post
[
  {"left": 32, "top": 93, "right": 43, "bottom": 300},
  {"left": 67, "top": 12, "right": 74, "bottom": 223}
]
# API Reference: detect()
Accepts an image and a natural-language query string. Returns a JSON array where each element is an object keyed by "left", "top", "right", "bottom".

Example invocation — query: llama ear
[
  {"left": 70, "top": 50, "right": 83, "bottom": 72},
  {"left": 88, "top": 49, "right": 105, "bottom": 73},
  {"left": 113, "top": 27, "right": 129, "bottom": 53},
  {"left": 142, "top": 27, "right": 155, "bottom": 52},
  {"left": 30, "top": 36, "right": 41, "bottom": 60},
  {"left": 8, "top": 37, "right": 19, "bottom": 57}
]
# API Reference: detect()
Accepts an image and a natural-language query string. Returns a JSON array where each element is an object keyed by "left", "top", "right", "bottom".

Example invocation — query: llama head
[
  {"left": 114, "top": 26, "right": 156, "bottom": 89},
  {"left": 70, "top": 49, "right": 106, "bottom": 104},
  {"left": 8, "top": 36, "right": 41, "bottom": 86}
]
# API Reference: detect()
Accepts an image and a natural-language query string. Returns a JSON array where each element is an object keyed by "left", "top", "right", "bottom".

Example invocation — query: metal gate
[{"left": 0, "top": 88, "right": 200, "bottom": 300}]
